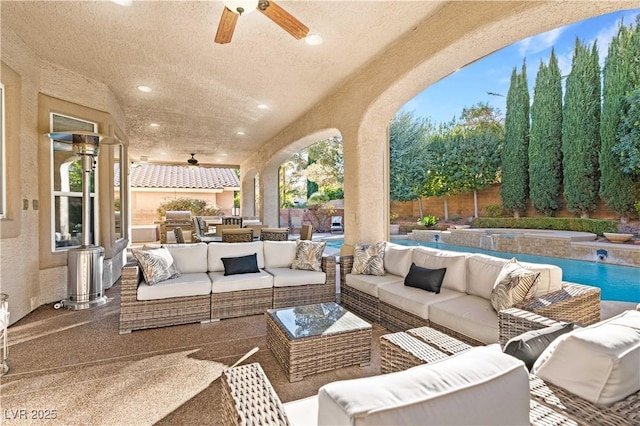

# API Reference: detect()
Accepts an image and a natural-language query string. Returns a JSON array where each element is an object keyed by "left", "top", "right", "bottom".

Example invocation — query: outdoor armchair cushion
[
  {"left": 412, "top": 247, "right": 469, "bottom": 293},
  {"left": 532, "top": 310, "right": 640, "bottom": 406},
  {"left": 208, "top": 241, "right": 264, "bottom": 272},
  {"left": 383, "top": 243, "right": 413, "bottom": 277},
  {"left": 317, "top": 344, "right": 529, "bottom": 425},
  {"left": 263, "top": 241, "right": 297, "bottom": 268}
]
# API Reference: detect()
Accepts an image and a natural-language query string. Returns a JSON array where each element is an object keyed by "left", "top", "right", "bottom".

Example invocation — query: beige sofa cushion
[
  {"left": 208, "top": 270, "right": 273, "bottom": 293},
  {"left": 208, "top": 241, "right": 264, "bottom": 272},
  {"left": 384, "top": 243, "right": 413, "bottom": 277},
  {"left": 378, "top": 282, "right": 465, "bottom": 320},
  {"left": 533, "top": 310, "right": 640, "bottom": 406},
  {"left": 267, "top": 267, "right": 326, "bottom": 287},
  {"left": 137, "top": 273, "right": 211, "bottom": 300},
  {"left": 263, "top": 241, "right": 297, "bottom": 268},
  {"left": 164, "top": 243, "right": 209, "bottom": 274},
  {"left": 429, "top": 295, "right": 499, "bottom": 344},
  {"left": 467, "top": 254, "right": 562, "bottom": 300},
  {"left": 411, "top": 247, "right": 469, "bottom": 293},
  {"left": 466, "top": 254, "right": 509, "bottom": 299},
  {"left": 345, "top": 273, "right": 403, "bottom": 298},
  {"left": 317, "top": 344, "right": 529, "bottom": 426}
]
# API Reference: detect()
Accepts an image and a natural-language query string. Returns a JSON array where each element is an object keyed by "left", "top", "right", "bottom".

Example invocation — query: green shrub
[
  {"left": 636, "top": 201, "right": 640, "bottom": 219},
  {"left": 157, "top": 197, "right": 222, "bottom": 219},
  {"left": 307, "top": 192, "right": 330, "bottom": 205},
  {"left": 417, "top": 215, "right": 439, "bottom": 227},
  {"left": 485, "top": 204, "right": 504, "bottom": 218},
  {"left": 449, "top": 213, "right": 462, "bottom": 222},
  {"left": 472, "top": 217, "right": 619, "bottom": 236}
]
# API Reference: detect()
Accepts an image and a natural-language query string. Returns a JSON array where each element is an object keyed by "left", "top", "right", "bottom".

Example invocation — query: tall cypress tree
[
  {"left": 529, "top": 49, "right": 563, "bottom": 216},
  {"left": 600, "top": 19, "right": 640, "bottom": 221},
  {"left": 562, "top": 39, "right": 601, "bottom": 218},
  {"left": 501, "top": 61, "right": 530, "bottom": 217}
]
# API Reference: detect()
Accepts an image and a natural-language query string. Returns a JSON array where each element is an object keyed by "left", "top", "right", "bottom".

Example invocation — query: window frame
[
  {"left": 49, "top": 112, "right": 99, "bottom": 252},
  {"left": 0, "top": 82, "right": 5, "bottom": 219}
]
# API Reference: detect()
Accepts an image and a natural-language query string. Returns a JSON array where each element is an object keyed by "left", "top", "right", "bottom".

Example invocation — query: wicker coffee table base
[{"left": 266, "top": 313, "right": 372, "bottom": 382}]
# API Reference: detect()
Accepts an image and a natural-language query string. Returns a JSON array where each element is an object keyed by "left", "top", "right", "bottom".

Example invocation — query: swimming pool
[{"left": 325, "top": 238, "right": 640, "bottom": 303}]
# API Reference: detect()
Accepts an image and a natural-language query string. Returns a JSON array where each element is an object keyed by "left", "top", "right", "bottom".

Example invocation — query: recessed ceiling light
[
  {"left": 236, "top": 131, "right": 245, "bottom": 136},
  {"left": 111, "top": 0, "right": 132, "bottom": 6},
  {"left": 305, "top": 34, "right": 323, "bottom": 46},
  {"left": 150, "top": 123, "right": 160, "bottom": 127},
  {"left": 257, "top": 104, "right": 268, "bottom": 110},
  {"left": 137, "top": 85, "right": 152, "bottom": 93}
]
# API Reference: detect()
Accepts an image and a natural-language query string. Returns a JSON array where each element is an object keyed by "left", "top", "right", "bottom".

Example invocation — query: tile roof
[{"left": 115, "top": 164, "right": 239, "bottom": 189}]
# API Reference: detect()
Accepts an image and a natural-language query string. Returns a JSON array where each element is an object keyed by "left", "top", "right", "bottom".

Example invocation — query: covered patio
[{"left": 2, "top": 0, "right": 632, "bottom": 325}]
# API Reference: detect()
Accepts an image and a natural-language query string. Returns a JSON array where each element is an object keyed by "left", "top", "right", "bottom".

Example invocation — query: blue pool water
[{"left": 326, "top": 238, "right": 640, "bottom": 303}]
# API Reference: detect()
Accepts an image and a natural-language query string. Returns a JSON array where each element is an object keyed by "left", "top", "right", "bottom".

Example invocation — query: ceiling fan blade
[
  {"left": 215, "top": 7, "right": 238, "bottom": 44},
  {"left": 258, "top": 0, "right": 309, "bottom": 40}
]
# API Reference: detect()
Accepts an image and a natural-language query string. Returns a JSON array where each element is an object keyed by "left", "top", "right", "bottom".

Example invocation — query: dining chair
[
  {"left": 173, "top": 227, "right": 185, "bottom": 244},
  {"left": 260, "top": 228, "right": 289, "bottom": 241},
  {"left": 300, "top": 224, "right": 313, "bottom": 240},
  {"left": 221, "top": 228, "right": 254, "bottom": 243}
]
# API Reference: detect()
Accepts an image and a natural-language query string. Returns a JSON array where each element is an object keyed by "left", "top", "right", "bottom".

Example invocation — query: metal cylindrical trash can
[{"left": 66, "top": 245, "right": 107, "bottom": 310}]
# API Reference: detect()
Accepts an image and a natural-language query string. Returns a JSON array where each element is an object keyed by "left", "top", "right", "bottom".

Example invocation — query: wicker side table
[{"left": 266, "top": 302, "right": 372, "bottom": 382}]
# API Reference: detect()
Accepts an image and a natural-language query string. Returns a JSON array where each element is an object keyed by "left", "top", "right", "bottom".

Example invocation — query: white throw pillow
[{"left": 532, "top": 310, "right": 640, "bottom": 406}]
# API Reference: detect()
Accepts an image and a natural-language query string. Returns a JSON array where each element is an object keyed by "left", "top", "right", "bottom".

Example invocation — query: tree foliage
[
  {"left": 529, "top": 49, "right": 563, "bottom": 216},
  {"left": 157, "top": 197, "right": 221, "bottom": 219},
  {"left": 614, "top": 88, "right": 640, "bottom": 175},
  {"left": 501, "top": 62, "right": 530, "bottom": 217},
  {"left": 389, "top": 111, "right": 433, "bottom": 206},
  {"left": 601, "top": 19, "right": 640, "bottom": 218},
  {"left": 562, "top": 39, "right": 601, "bottom": 218}
]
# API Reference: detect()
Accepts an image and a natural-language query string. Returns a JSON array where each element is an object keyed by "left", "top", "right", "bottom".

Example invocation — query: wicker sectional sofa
[
  {"left": 340, "top": 242, "right": 601, "bottom": 345},
  {"left": 119, "top": 241, "right": 336, "bottom": 333}
]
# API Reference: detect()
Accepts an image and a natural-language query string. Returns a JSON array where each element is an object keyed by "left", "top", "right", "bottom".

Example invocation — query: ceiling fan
[
  {"left": 215, "top": 0, "right": 309, "bottom": 44},
  {"left": 187, "top": 153, "right": 199, "bottom": 166}
]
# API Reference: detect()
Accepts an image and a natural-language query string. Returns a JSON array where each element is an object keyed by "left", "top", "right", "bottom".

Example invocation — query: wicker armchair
[{"left": 221, "top": 228, "right": 254, "bottom": 243}]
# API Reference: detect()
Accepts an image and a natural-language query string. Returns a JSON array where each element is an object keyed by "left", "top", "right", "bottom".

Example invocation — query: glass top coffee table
[{"left": 266, "top": 302, "right": 372, "bottom": 382}]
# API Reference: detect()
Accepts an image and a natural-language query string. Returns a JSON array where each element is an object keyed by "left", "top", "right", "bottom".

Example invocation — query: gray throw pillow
[
  {"left": 352, "top": 241, "right": 386, "bottom": 275},
  {"left": 503, "top": 322, "right": 578, "bottom": 371},
  {"left": 404, "top": 263, "right": 447, "bottom": 294}
]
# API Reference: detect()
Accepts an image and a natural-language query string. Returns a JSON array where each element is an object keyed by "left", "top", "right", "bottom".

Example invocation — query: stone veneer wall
[{"left": 410, "top": 230, "right": 640, "bottom": 267}]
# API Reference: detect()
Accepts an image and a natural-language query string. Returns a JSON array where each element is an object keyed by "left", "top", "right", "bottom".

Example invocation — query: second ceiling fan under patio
[{"left": 214, "top": 0, "right": 309, "bottom": 44}]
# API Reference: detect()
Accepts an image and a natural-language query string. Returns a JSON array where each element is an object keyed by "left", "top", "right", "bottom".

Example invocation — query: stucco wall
[{"left": 1, "top": 27, "right": 128, "bottom": 324}]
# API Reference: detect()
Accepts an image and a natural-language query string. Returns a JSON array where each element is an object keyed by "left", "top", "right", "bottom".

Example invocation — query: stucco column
[
  {"left": 341, "top": 122, "right": 389, "bottom": 255},
  {"left": 260, "top": 165, "right": 280, "bottom": 227},
  {"left": 240, "top": 172, "right": 255, "bottom": 217}
]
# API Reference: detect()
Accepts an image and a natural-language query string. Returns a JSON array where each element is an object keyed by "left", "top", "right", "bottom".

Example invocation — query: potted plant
[{"left": 390, "top": 211, "right": 400, "bottom": 234}]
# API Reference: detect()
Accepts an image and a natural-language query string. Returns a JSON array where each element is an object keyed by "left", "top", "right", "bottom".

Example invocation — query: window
[
  {"left": 50, "top": 113, "right": 98, "bottom": 251},
  {"left": 0, "top": 83, "right": 5, "bottom": 219}
]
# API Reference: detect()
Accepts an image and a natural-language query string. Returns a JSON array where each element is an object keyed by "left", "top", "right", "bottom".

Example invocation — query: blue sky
[{"left": 400, "top": 9, "right": 640, "bottom": 125}]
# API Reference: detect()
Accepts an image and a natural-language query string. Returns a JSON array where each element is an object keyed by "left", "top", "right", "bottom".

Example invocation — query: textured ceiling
[{"left": 2, "top": 1, "right": 443, "bottom": 166}]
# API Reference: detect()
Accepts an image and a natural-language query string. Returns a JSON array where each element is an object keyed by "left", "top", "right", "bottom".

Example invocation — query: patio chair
[
  {"left": 215, "top": 224, "right": 241, "bottom": 236},
  {"left": 289, "top": 216, "right": 302, "bottom": 234},
  {"left": 222, "top": 228, "right": 254, "bottom": 243},
  {"left": 330, "top": 215, "right": 343, "bottom": 233},
  {"left": 300, "top": 224, "right": 313, "bottom": 240},
  {"left": 260, "top": 228, "right": 289, "bottom": 241},
  {"left": 173, "top": 227, "right": 185, "bottom": 243},
  {"left": 222, "top": 216, "right": 243, "bottom": 227},
  {"left": 243, "top": 224, "right": 267, "bottom": 239}
]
